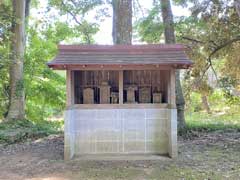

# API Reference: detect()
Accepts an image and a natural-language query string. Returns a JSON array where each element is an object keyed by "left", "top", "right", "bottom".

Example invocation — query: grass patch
[
  {"left": 186, "top": 111, "right": 240, "bottom": 131},
  {"left": 0, "top": 119, "right": 63, "bottom": 144},
  {"left": 180, "top": 109, "right": 240, "bottom": 137}
]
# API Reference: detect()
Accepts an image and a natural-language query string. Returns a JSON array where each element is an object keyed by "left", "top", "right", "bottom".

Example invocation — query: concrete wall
[{"left": 64, "top": 108, "right": 177, "bottom": 160}]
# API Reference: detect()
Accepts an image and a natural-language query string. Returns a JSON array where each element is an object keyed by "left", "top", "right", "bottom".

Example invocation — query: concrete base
[
  {"left": 168, "top": 109, "right": 178, "bottom": 158},
  {"left": 64, "top": 108, "right": 178, "bottom": 160},
  {"left": 74, "top": 154, "right": 170, "bottom": 161}
]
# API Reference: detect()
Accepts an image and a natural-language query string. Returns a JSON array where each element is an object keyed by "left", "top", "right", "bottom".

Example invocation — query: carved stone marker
[
  {"left": 139, "top": 87, "right": 151, "bottom": 103},
  {"left": 111, "top": 92, "right": 119, "bottom": 104},
  {"left": 83, "top": 88, "right": 94, "bottom": 104},
  {"left": 125, "top": 85, "right": 138, "bottom": 103},
  {"left": 153, "top": 92, "right": 162, "bottom": 103},
  {"left": 99, "top": 81, "right": 111, "bottom": 104}
]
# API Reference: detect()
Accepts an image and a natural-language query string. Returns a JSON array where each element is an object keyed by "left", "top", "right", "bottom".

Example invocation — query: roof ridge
[{"left": 57, "top": 44, "right": 186, "bottom": 51}]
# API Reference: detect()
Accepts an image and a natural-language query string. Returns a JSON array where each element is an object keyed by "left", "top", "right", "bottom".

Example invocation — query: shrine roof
[{"left": 47, "top": 44, "right": 193, "bottom": 70}]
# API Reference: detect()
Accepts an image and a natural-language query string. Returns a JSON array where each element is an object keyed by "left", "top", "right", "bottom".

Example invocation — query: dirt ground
[{"left": 0, "top": 132, "right": 240, "bottom": 180}]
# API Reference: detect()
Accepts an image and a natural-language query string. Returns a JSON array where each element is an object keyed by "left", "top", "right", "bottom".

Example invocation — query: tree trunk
[
  {"left": 160, "top": 0, "right": 186, "bottom": 129},
  {"left": 201, "top": 94, "right": 211, "bottom": 114},
  {"left": 112, "top": 0, "right": 132, "bottom": 44},
  {"left": 7, "top": 0, "right": 26, "bottom": 120},
  {"left": 235, "top": 0, "right": 240, "bottom": 18}
]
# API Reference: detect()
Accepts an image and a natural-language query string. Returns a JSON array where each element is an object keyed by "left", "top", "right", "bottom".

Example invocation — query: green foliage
[
  {"left": 74, "top": 20, "right": 99, "bottom": 44},
  {"left": 0, "top": 119, "right": 63, "bottom": 144},
  {"left": 186, "top": 92, "right": 202, "bottom": 112},
  {"left": 0, "top": 0, "right": 102, "bottom": 121},
  {"left": 137, "top": 0, "right": 240, "bottom": 120},
  {"left": 219, "top": 77, "right": 240, "bottom": 105},
  {"left": 0, "top": 1, "right": 12, "bottom": 118},
  {"left": 24, "top": 22, "right": 69, "bottom": 121},
  {"left": 48, "top": 0, "right": 104, "bottom": 17},
  {"left": 48, "top": 0, "right": 104, "bottom": 44},
  {"left": 180, "top": 89, "right": 240, "bottom": 135},
  {"left": 136, "top": 5, "right": 164, "bottom": 43},
  {"left": 0, "top": 1, "right": 12, "bottom": 44}
]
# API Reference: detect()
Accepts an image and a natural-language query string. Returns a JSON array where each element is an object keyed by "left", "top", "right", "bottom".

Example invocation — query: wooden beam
[
  {"left": 119, "top": 70, "right": 123, "bottom": 104},
  {"left": 52, "top": 64, "right": 174, "bottom": 71},
  {"left": 67, "top": 103, "right": 169, "bottom": 110}
]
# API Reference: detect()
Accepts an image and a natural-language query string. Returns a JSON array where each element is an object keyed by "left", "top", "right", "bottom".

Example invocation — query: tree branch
[
  {"left": 134, "top": 0, "right": 145, "bottom": 17},
  {"left": 61, "top": 0, "right": 82, "bottom": 25},
  {"left": 208, "top": 36, "right": 240, "bottom": 59},
  {"left": 181, "top": 36, "right": 204, "bottom": 44},
  {"left": 202, "top": 36, "right": 240, "bottom": 83}
]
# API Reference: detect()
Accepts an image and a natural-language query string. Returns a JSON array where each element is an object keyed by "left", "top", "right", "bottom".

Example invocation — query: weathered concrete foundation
[{"left": 64, "top": 107, "right": 177, "bottom": 160}]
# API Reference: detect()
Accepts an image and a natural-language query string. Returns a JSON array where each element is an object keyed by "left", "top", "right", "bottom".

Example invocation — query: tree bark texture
[
  {"left": 7, "top": 0, "right": 26, "bottom": 120},
  {"left": 235, "top": 0, "right": 240, "bottom": 18},
  {"left": 112, "top": 0, "right": 132, "bottom": 44},
  {"left": 160, "top": 0, "right": 186, "bottom": 129}
]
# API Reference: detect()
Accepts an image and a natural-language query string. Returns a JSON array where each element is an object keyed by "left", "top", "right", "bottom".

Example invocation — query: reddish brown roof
[{"left": 47, "top": 44, "right": 193, "bottom": 69}]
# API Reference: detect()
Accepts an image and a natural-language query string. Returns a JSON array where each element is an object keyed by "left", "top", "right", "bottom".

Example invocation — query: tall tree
[
  {"left": 112, "top": 0, "right": 132, "bottom": 44},
  {"left": 7, "top": 0, "right": 26, "bottom": 120},
  {"left": 160, "top": 0, "right": 186, "bottom": 129}
]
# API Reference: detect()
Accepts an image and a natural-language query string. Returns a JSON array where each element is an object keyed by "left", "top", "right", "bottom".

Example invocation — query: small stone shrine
[
  {"left": 111, "top": 92, "right": 119, "bottom": 104},
  {"left": 99, "top": 81, "right": 111, "bottom": 104},
  {"left": 83, "top": 88, "right": 94, "bottom": 104},
  {"left": 153, "top": 92, "right": 162, "bottom": 103},
  {"left": 125, "top": 85, "right": 138, "bottom": 103},
  {"left": 139, "top": 87, "right": 151, "bottom": 103}
]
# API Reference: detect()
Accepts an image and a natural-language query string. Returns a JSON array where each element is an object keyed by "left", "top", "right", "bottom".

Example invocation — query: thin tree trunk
[
  {"left": 112, "top": 0, "right": 132, "bottom": 44},
  {"left": 235, "top": 0, "right": 240, "bottom": 18},
  {"left": 7, "top": 0, "right": 26, "bottom": 120},
  {"left": 201, "top": 94, "right": 211, "bottom": 114},
  {"left": 160, "top": 0, "right": 186, "bottom": 129}
]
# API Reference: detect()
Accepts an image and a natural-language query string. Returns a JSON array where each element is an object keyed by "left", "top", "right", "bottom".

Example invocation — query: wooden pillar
[
  {"left": 66, "top": 70, "right": 74, "bottom": 106},
  {"left": 119, "top": 70, "right": 123, "bottom": 104},
  {"left": 170, "top": 69, "right": 176, "bottom": 108},
  {"left": 65, "top": 70, "right": 75, "bottom": 160},
  {"left": 167, "top": 69, "right": 176, "bottom": 107},
  {"left": 168, "top": 68, "right": 177, "bottom": 158}
]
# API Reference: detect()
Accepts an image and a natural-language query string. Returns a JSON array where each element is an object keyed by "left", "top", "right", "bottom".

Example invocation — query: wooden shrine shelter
[{"left": 48, "top": 44, "right": 192, "bottom": 160}]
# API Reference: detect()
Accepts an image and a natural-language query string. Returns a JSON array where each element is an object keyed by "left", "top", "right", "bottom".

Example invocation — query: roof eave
[{"left": 47, "top": 62, "right": 193, "bottom": 70}]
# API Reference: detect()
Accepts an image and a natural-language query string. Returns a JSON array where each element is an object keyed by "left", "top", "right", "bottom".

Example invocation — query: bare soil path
[{"left": 0, "top": 132, "right": 240, "bottom": 180}]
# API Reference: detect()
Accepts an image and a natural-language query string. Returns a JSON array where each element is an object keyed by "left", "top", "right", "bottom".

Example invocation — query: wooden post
[
  {"left": 66, "top": 70, "right": 74, "bottom": 106},
  {"left": 65, "top": 70, "right": 75, "bottom": 160},
  {"left": 170, "top": 69, "right": 176, "bottom": 108},
  {"left": 71, "top": 71, "right": 75, "bottom": 105},
  {"left": 168, "top": 68, "right": 177, "bottom": 158},
  {"left": 119, "top": 70, "right": 123, "bottom": 104}
]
